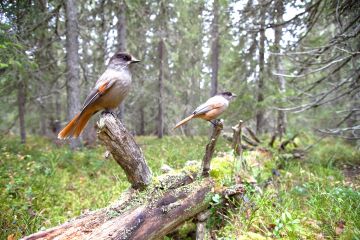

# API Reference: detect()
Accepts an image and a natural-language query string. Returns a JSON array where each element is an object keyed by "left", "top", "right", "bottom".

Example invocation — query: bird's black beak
[{"left": 131, "top": 57, "right": 141, "bottom": 63}]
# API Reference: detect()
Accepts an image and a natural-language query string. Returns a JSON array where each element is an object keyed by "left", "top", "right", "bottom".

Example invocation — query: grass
[
  {"left": 0, "top": 134, "right": 359, "bottom": 239},
  {"left": 215, "top": 138, "right": 360, "bottom": 239},
  {"left": 0, "top": 135, "right": 228, "bottom": 239}
]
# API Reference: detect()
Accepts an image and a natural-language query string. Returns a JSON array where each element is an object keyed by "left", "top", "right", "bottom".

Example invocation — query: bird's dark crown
[
  {"left": 111, "top": 52, "right": 132, "bottom": 62},
  {"left": 219, "top": 91, "right": 234, "bottom": 96}
]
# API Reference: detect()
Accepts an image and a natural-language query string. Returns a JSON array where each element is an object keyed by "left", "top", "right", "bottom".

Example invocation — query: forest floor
[{"left": 1, "top": 134, "right": 359, "bottom": 239}]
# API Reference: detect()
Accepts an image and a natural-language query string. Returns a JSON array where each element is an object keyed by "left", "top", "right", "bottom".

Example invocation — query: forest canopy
[{"left": 0, "top": 0, "right": 359, "bottom": 143}]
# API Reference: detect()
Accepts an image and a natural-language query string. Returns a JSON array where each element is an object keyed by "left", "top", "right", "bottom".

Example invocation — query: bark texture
[
  {"left": 256, "top": 4, "right": 266, "bottom": 134},
  {"left": 65, "top": 0, "right": 81, "bottom": 148},
  {"left": 17, "top": 75, "right": 26, "bottom": 144},
  {"left": 274, "top": 0, "right": 286, "bottom": 139},
  {"left": 210, "top": 0, "right": 219, "bottom": 97},
  {"left": 117, "top": 0, "right": 127, "bottom": 120},
  {"left": 157, "top": 1, "right": 166, "bottom": 138},
  {"left": 97, "top": 113, "right": 152, "bottom": 189},
  {"left": 202, "top": 121, "right": 223, "bottom": 177},
  {"left": 232, "top": 120, "right": 243, "bottom": 156},
  {"left": 22, "top": 171, "right": 213, "bottom": 240}
]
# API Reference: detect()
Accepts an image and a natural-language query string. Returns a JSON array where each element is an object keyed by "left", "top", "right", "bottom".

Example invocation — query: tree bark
[
  {"left": 202, "top": 121, "right": 223, "bottom": 177},
  {"left": 210, "top": 0, "right": 220, "bottom": 97},
  {"left": 17, "top": 74, "right": 26, "bottom": 144},
  {"left": 22, "top": 172, "right": 213, "bottom": 240},
  {"left": 256, "top": 5, "right": 266, "bottom": 135},
  {"left": 116, "top": 0, "right": 127, "bottom": 120},
  {"left": 232, "top": 120, "right": 243, "bottom": 156},
  {"left": 274, "top": 0, "right": 286, "bottom": 139},
  {"left": 65, "top": 0, "right": 81, "bottom": 148},
  {"left": 157, "top": 1, "right": 166, "bottom": 138},
  {"left": 97, "top": 113, "right": 152, "bottom": 189}
]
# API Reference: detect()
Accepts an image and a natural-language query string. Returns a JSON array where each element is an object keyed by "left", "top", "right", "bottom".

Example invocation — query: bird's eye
[
  {"left": 122, "top": 55, "right": 131, "bottom": 61},
  {"left": 116, "top": 54, "right": 130, "bottom": 61}
]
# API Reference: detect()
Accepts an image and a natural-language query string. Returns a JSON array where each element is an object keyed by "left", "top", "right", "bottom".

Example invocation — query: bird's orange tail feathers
[
  {"left": 174, "top": 115, "right": 194, "bottom": 129},
  {"left": 58, "top": 112, "right": 92, "bottom": 139}
]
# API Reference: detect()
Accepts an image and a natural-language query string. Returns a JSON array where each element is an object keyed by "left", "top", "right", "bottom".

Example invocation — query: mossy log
[
  {"left": 22, "top": 170, "right": 214, "bottom": 240},
  {"left": 23, "top": 113, "right": 240, "bottom": 240}
]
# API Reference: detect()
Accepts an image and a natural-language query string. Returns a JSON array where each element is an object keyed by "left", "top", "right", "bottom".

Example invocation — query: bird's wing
[
  {"left": 193, "top": 96, "right": 225, "bottom": 116},
  {"left": 81, "top": 78, "right": 116, "bottom": 112}
]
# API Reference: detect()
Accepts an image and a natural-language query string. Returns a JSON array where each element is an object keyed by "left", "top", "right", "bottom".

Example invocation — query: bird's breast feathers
[{"left": 95, "top": 68, "right": 132, "bottom": 89}]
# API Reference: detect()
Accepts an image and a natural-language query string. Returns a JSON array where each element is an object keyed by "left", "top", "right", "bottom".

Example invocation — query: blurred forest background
[
  {"left": 1, "top": 0, "right": 359, "bottom": 144},
  {"left": 1, "top": 0, "right": 360, "bottom": 239}
]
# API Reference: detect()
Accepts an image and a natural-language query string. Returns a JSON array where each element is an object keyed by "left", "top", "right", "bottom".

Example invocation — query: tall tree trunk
[
  {"left": 157, "top": 38, "right": 165, "bottom": 138},
  {"left": 256, "top": 6, "right": 266, "bottom": 135},
  {"left": 116, "top": 0, "right": 127, "bottom": 120},
  {"left": 65, "top": 0, "right": 81, "bottom": 148},
  {"left": 210, "top": 0, "right": 219, "bottom": 97},
  {"left": 274, "top": 0, "right": 286, "bottom": 139},
  {"left": 17, "top": 74, "right": 26, "bottom": 144},
  {"left": 157, "top": 1, "right": 166, "bottom": 138}
]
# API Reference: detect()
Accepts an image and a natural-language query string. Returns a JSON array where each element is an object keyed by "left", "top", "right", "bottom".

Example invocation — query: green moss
[{"left": 209, "top": 155, "right": 234, "bottom": 186}]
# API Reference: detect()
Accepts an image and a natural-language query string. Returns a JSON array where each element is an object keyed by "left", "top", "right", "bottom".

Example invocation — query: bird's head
[
  {"left": 109, "top": 52, "right": 141, "bottom": 66},
  {"left": 219, "top": 91, "right": 237, "bottom": 101}
]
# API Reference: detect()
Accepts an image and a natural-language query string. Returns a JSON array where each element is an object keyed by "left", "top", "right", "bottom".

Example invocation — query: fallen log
[
  {"left": 23, "top": 114, "right": 246, "bottom": 240},
  {"left": 22, "top": 169, "right": 213, "bottom": 240}
]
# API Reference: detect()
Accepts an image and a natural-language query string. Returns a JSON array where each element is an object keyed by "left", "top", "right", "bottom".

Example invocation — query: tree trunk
[
  {"left": 256, "top": 6, "right": 266, "bottom": 135},
  {"left": 274, "top": 0, "right": 286, "bottom": 139},
  {"left": 116, "top": 0, "right": 127, "bottom": 120},
  {"left": 65, "top": 0, "right": 81, "bottom": 148},
  {"left": 157, "top": 1, "right": 166, "bottom": 138},
  {"left": 17, "top": 75, "right": 26, "bottom": 144},
  {"left": 157, "top": 38, "right": 165, "bottom": 138},
  {"left": 210, "top": 0, "right": 219, "bottom": 97}
]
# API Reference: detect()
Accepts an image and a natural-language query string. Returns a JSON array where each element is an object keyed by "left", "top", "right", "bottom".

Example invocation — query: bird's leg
[
  {"left": 209, "top": 120, "right": 217, "bottom": 127},
  {"left": 101, "top": 109, "right": 117, "bottom": 118}
]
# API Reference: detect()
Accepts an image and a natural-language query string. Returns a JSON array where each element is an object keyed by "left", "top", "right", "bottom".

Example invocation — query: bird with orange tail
[
  {"left": 58, "top": 52, "right": 140, "bottom": 139},
  {"left": 174, "top": 92, "right": 236, "bottom": 129}
]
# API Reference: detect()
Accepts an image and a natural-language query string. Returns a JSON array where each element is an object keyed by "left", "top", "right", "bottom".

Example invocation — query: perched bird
[
  {"left": 58, "top": 52, "right": 140, "bottom": 139},
  {"left": 174, "top": 92, "right": 236, "bottom": 129}
]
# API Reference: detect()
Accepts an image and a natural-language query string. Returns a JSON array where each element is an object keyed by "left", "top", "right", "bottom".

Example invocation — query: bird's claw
[{"left": 101, "top": 110, "right": 117, "bottom": 118}]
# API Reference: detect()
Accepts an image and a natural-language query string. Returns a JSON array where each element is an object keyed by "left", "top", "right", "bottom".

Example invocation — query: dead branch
[
  {"left": 232, "top": 120, "right": 243, "bottom": 156},
  {"left": 279, "top": 134, "right": 299, "bottom": 150},
  {"left": 202, "top": 121, "right": 223, "bottom": 177},
  {"left": 242, "top": 134, "right": 259, "bottom": 147},
  {"left": 245, "top": 127, "right": 261, "bottom": 143},
  {"left": 97, "top": 113, "right": 152, "bottom": 190}
]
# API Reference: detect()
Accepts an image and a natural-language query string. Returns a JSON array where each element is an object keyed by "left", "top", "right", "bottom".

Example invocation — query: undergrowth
[{"left": 1, "top": 134, "right": 359, "bottom": 239}]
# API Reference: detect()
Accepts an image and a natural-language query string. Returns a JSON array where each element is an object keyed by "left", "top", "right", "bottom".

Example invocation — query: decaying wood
[
  {"left": 245, "top": 127, "right": 261, "bottom": 144},
  {"left": 196, "top": 210, "right": 211, "bottom": 240},
  {"left": 97, "top": 113, "right": 152, "bottom": 189},
  {"left": 23, "top": 114, "right": 243, "bottom": 240},
  {"left": 279, "top": 134, "right": 299, "bottom": 150},
  {"left": 242, "top": 134, "right": 259, "bottom": 147},
  {"left": 232, "top": 120, "right": 243, "bottom": 156},
  {"left": 269, "top": 133, "right": 277, "bottom": 148},
  {"left": 22, "top": 170, "right": 213, "bottom": 240},
  {"left": 223, "top": 132, "right": 255, "bottom": 151},
  {"left": 202, "top": 121, "right": 223, "bottom": 177}
]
